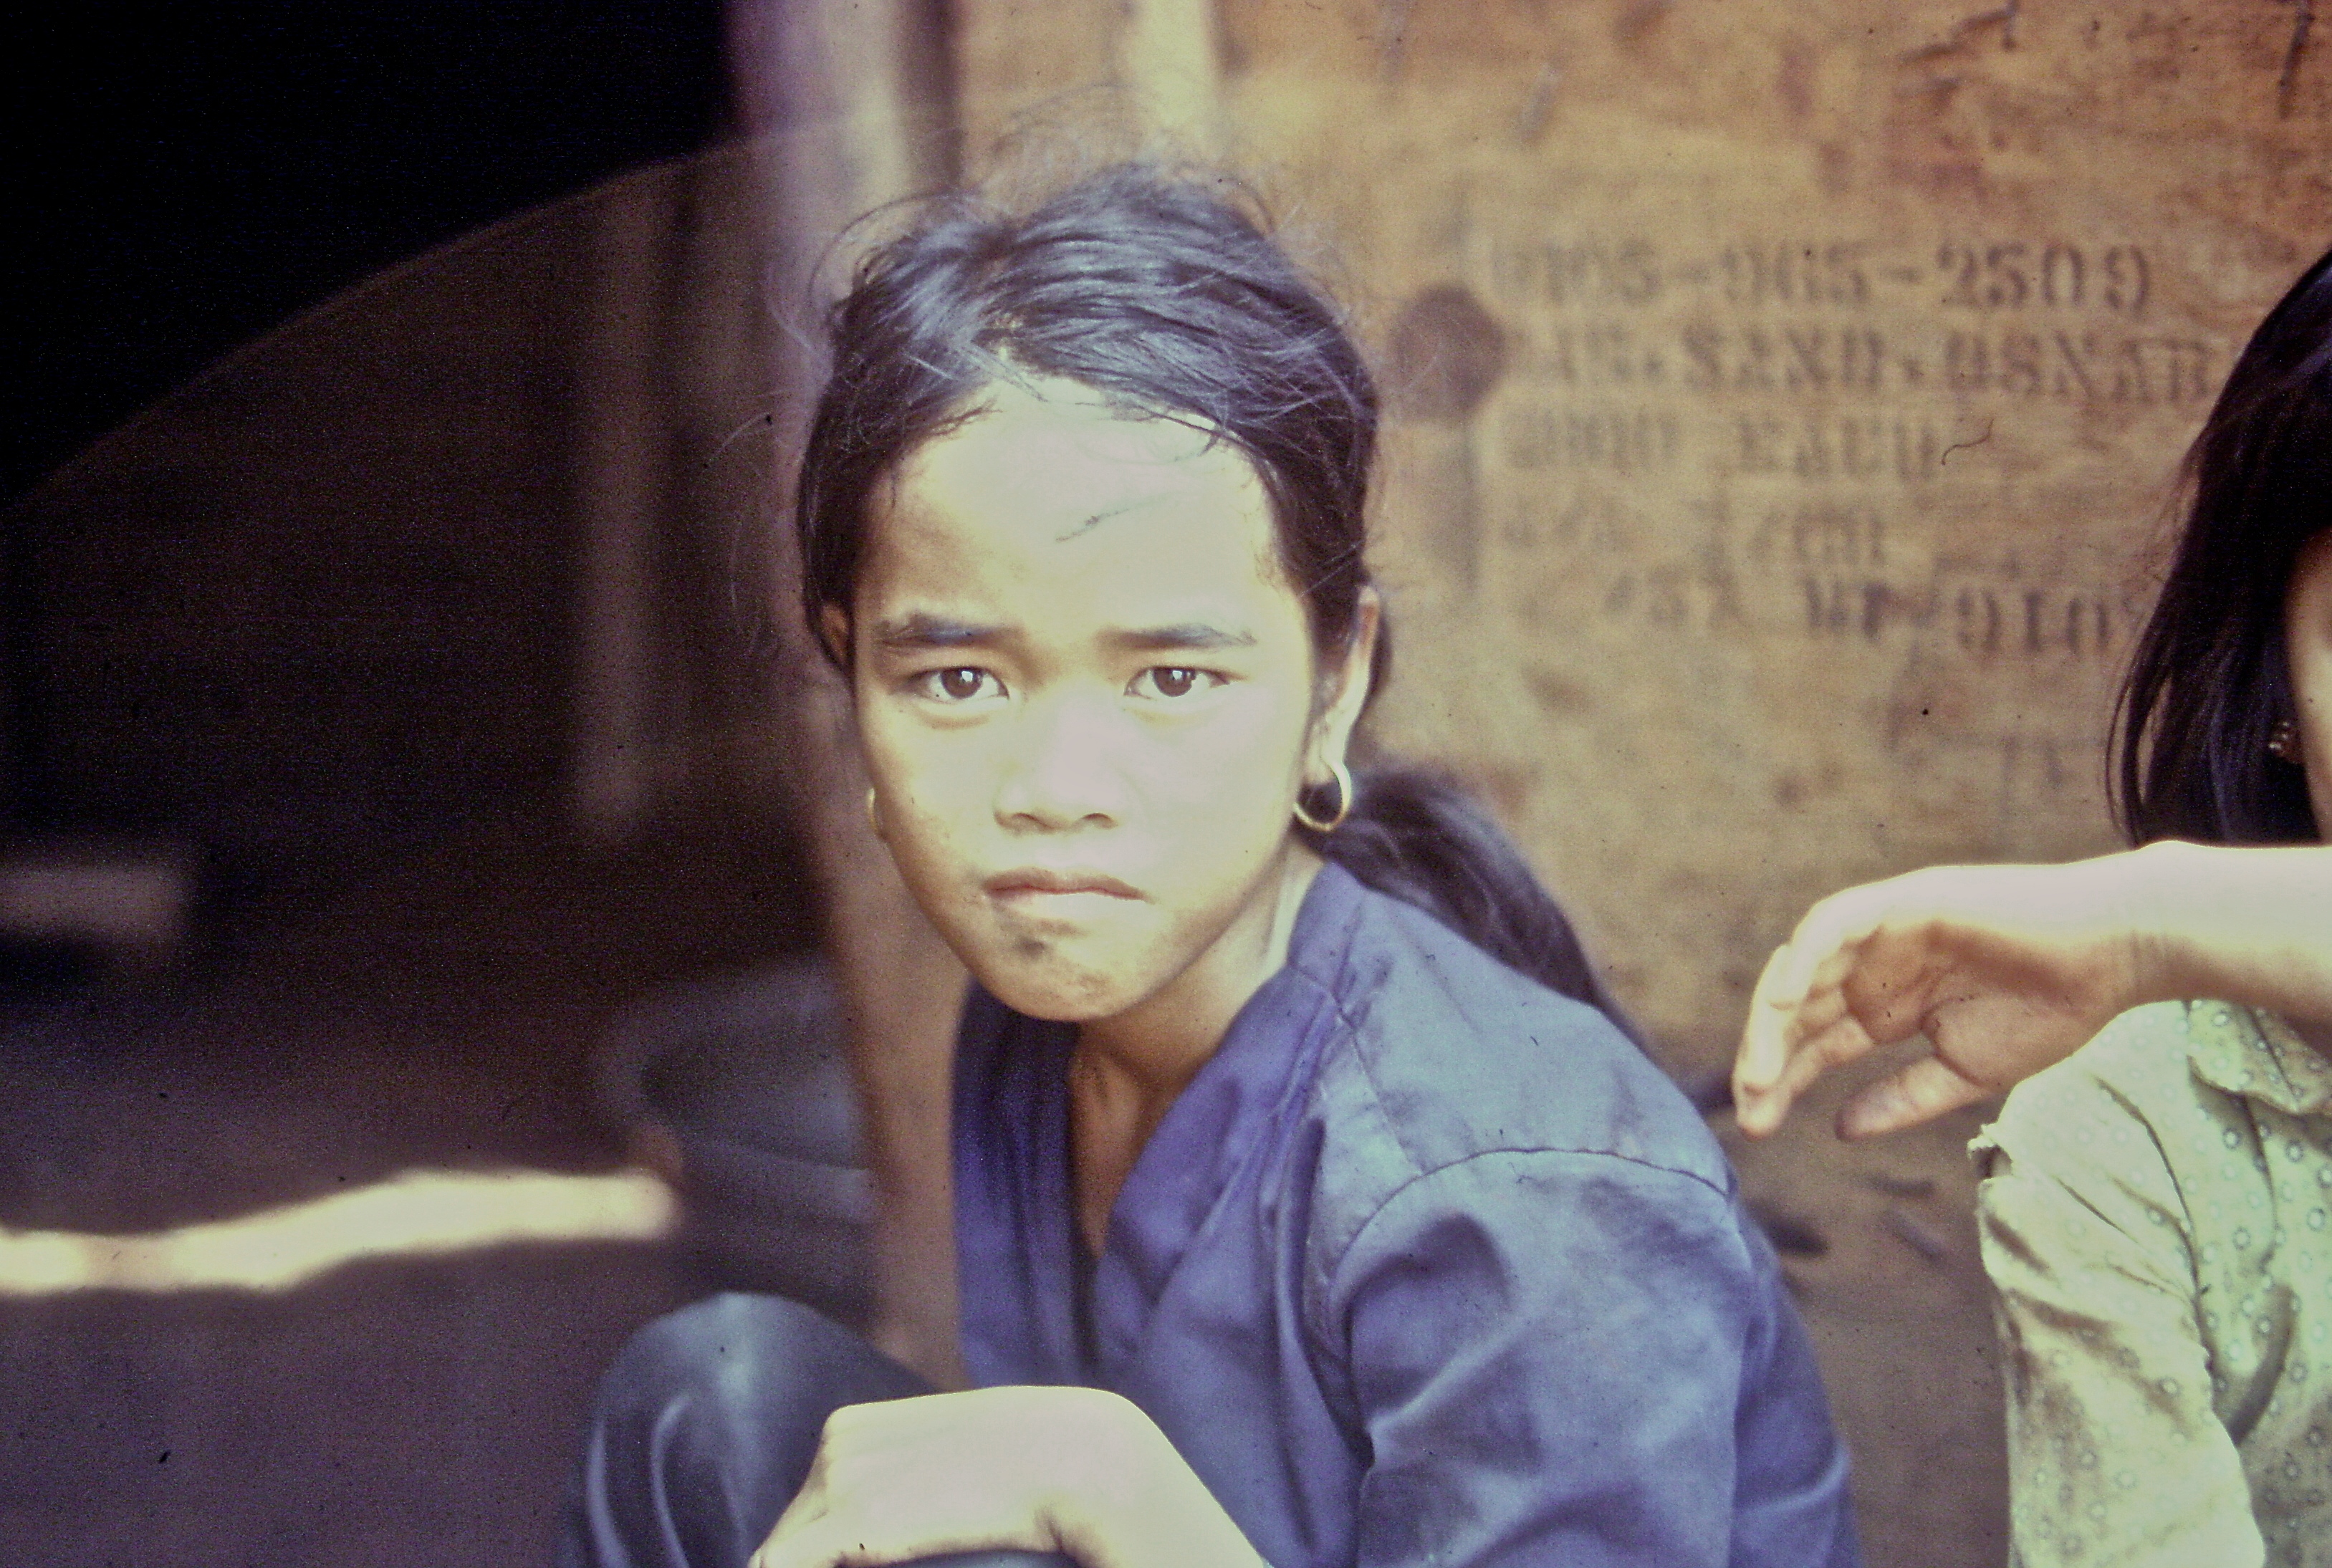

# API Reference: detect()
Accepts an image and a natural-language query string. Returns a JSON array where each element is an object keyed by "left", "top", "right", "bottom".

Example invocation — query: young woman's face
[
  {"left": 2288, "top": 528, "right": 2332, "bottom": 836},
  {"left": 843, "top": 380, "right": 1351, "bottom": 1024}
]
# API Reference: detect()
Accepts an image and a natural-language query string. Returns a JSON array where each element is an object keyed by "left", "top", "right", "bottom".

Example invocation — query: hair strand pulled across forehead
[
  {"left": 795, "top": 162, "right": 1644, "bottom": 1045},
  {"left": 795, "top": 163, "right": 1378, "bottom": 680}
]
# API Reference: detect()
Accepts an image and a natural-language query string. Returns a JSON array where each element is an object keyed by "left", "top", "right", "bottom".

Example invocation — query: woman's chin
[
  {"left": 962, "top": 939, "right": 1157, "bottom": 1024},
  {"left": 979, "top": 965, "right": 1139, "bottom": 1024}
]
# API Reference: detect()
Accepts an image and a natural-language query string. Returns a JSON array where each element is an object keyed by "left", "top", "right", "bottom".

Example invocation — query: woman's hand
[
  {"left": 1731, "top": 853, "right": 2159, "bottom": 1140},
  {"left": 749, "top": 1385, "right": 1269, "bottom": 1568}
]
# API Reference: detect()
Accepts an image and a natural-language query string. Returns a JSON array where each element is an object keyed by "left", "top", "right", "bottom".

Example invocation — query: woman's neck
[{"left": 1067, "top": 844, "right": 1324, "bottom": 1254}]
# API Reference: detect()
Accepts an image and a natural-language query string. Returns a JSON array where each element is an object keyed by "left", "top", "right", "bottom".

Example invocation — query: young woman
[
  {"left": 1734, "top": 248, "right": 2332, "bottom": 1564},
  {"left": 565, "top": 166, "right": 1858, "bottom": 1568}
]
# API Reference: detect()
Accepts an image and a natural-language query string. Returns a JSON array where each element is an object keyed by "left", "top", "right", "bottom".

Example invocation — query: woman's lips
[{"left": 983, "top": 867, "right": 1142, "bottom": 904}]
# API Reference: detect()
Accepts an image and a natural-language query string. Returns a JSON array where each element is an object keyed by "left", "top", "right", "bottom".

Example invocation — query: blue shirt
[{"left": 953, "top": 862, "right": 1860, "bottom": 1567}]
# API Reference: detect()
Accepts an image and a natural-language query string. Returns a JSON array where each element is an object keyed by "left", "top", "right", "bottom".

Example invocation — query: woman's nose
[{"left": 993, "top": 692, "right": 1128, "bottom": 830}]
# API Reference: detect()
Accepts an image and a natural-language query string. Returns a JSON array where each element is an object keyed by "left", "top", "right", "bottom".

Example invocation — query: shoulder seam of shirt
[
  {"left": 1305, "top": 942, "right": 1707, "bottom": 1183},
  {"left": 1337, "top": 1143, "right": 1736, "bottom": 1274},
  {"left": 1313, "top": 1146, "right": 1745, "bottom": 1350},
  {"left": 1290, "top": 892, "right": 1729, "bottom": 1186}
]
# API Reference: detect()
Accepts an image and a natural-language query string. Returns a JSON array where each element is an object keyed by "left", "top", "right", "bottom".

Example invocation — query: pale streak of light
[
  {"left": 1121, "top": 0, "right": 1224, "bottom": 158},
  {"left": 0, "top": 1167, "right": 678, "bottom": 1297}
]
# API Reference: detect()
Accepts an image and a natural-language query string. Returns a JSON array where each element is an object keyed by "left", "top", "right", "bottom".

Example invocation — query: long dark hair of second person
[{"left": 2115, "top": 246, "right": 2332, "bottom": 845}]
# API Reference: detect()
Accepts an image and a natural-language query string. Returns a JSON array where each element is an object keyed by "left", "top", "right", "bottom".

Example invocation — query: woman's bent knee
[{"left": 564, "top": 1294, "right": 929, "bottom": 1568}]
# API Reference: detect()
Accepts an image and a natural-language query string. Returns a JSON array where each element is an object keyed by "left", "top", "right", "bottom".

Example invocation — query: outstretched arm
[{"left": 1732, "top": 840, "right": 2332, "bottom": 1140}]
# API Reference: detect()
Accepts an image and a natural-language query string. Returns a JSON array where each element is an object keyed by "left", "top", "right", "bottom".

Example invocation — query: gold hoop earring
[
  {"left": 1293, "top": 757, "right": 1354, "bottom": 834},
  {"left": 2270, "top": 717, "right": 2303, "bottom": 763},
  {"left": 865, "top": 786, "right": 886, "bottom": 840}
]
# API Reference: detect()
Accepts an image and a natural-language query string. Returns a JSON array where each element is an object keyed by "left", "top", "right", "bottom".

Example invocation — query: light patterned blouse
[{"left": 1974, "top": 1000, "right": 2332, "bottom": 1568}]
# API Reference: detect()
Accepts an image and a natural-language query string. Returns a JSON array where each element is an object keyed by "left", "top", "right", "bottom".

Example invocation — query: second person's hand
[{"left": 1732, "top": 853, "right": 2154, "bottom": 1139}]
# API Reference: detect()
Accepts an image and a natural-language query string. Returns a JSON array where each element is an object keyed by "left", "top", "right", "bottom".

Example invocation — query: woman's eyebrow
[
  {"left": 870, "top": 612, "right": 1011, "bottom": 650},
  {"left": 1105, "top": 623, "right": 1258, "bottom": 653}
]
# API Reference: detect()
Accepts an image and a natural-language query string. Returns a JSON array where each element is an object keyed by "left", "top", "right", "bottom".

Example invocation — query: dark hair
[
  {"left": 1328, "top": 765, "right": 1644, "bottom": 1045},
  {"left": 797, "top": 166, "right": 1376, "bottom": 693},
  {"left": 2115, "top": 247, "right": 2332, "bottom": 845},
  {"left": 794, "top": 165, "right": 1631, "bottom": 1032}
]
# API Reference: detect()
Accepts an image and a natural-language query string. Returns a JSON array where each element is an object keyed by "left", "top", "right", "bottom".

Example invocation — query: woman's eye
[
  {"left": 1131, "top": 667, "right": 1217, "bottom": 700},
  {"left": 915, "top": 668, "right": 999, "bottom": 703}
]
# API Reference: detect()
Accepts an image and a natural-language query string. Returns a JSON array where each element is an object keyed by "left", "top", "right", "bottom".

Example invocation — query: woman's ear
[
  {"left": 1312, "top": 587, "right": 1381, "bottom": 774},
  {"left": 819, "top": 605, "right": 853, "bottom": 668}
]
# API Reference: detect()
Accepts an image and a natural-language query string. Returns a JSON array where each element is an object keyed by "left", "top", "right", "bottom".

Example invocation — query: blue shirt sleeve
[{"left": 1329, "top": 1148, "right": 1853, "bottom": 1568}]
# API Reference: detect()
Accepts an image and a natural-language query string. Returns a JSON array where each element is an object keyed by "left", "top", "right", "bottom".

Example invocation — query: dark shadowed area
[
  {"left": 1, "top": 11, "right": 840, "bottom": 1562},
  {"left": 0, "top": 817, "right": 829, "bottom": 1563},
  {"left": 4, "top": 1, "right": 729, "bottom": 501}
]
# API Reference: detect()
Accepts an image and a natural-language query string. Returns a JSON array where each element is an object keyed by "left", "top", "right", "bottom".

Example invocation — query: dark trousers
[{"left": 560, "top": 1294, "right": 1075, "bottom": 1568}]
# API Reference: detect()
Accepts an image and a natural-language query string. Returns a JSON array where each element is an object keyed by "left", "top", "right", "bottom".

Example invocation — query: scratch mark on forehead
[{"left": 1055, "top": 494, "right": 1171, "bottom": 543}]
